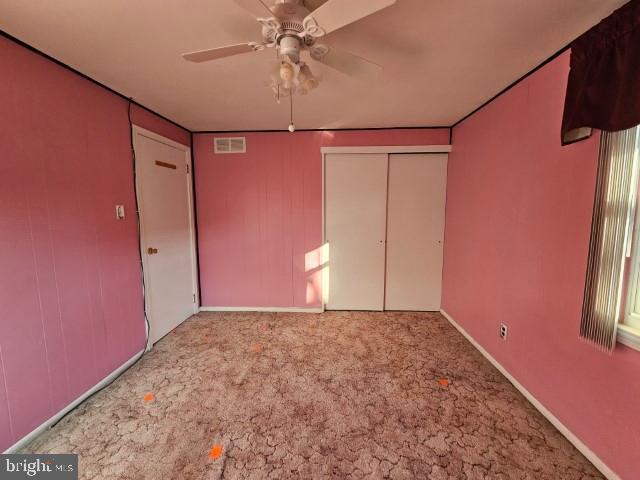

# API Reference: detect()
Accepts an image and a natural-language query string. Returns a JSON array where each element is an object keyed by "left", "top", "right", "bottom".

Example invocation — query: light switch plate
[{"left": 115, "top": 205, "right": 125, "bottom": 220}]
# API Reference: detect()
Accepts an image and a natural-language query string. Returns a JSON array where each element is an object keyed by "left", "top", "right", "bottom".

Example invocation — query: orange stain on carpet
[
  {"left": 252, "top": 344, "right": 263, "bottom": 353},
  {"left": 143, "top": 392, "right": 155, "bottom": 402},
  {"left": 438, "top": 378, "right": 449, "bottom": 387},
  {"left": 209, "top": 444, "right": 223, "bottom": 460}
]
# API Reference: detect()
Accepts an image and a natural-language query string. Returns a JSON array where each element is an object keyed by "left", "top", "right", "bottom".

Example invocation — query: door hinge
[
  {"left": 186, "top": 162, "right": 190, "bottom": 174},
  {"left": 193, "top": 294, "right": 196, "bottom": 303}
]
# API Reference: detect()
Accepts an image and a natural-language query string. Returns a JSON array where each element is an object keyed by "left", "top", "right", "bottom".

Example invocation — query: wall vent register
[{"left": 214, "top": 137, "right": 246, "bottom": 154}]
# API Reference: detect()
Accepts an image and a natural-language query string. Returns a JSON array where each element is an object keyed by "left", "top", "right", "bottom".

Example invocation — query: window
[
  {"left": 581, "top": 126, "right": 640, "bottom": 351},
  {"left": 623, "top": 128, "right": 640, "bottom": 339}
]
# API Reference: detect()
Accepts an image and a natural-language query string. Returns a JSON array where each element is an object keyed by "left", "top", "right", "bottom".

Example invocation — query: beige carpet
[{"left": 23, "top": 311, "right": 603, "bottom": 479}]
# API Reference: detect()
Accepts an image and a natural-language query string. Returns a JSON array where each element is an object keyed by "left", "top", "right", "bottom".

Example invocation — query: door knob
[{"left": 147, "top": 247, "right": 158, "bottom": 255}]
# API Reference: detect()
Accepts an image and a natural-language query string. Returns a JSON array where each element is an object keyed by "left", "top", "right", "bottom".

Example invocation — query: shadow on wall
[{"left": 305, "top": 242, "right": 330, "bottom": 306}]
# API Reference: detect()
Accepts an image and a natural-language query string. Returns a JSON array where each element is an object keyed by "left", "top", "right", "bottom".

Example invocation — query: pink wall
[
  {"left": 0, "top": 36, "right": 189, "bottom": 451},
  {"left": 129, "top": 107, "right": 190, "bottom": 147},
  {"left": 442, "top": 51, "right": 640, "bottom": 479},
  {"left": 194, "top": 128, "right": 449, "bottom": 308}
]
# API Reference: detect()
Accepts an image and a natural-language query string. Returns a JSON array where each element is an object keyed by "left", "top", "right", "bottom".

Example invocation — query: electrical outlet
[{"left": 499, "top": 323, "right": 508, "bottom": 340}]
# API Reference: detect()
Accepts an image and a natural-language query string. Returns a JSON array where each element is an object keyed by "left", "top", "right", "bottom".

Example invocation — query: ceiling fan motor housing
[
  {"left": 268, "top": 0, "right": 313, "bottom": 64},
  {"left": 278, "top": 35, "right": 302, "bottom": 63}
]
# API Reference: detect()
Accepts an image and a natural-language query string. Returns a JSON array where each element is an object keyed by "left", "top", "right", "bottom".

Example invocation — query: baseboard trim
[
  {"left": 439, "top": 309, "right": 620, "bottom": 480},
  {"left": 3, "top": 349, "right": 144, "bottom": 454},
  {"left": 199, "top": 306, "right": 324, "bottom": 313}
]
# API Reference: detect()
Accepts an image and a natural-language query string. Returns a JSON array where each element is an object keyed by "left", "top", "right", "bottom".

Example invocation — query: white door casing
[{"left": 133, "top": 126, "right": 198, "bottom": 346}]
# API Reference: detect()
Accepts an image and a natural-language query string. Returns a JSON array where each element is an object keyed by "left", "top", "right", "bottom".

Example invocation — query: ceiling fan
[{"left": 182, "top": 0, "right": 396, "bottom": 100}]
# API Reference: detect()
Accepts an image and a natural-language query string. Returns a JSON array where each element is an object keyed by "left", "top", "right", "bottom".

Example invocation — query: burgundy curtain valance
[{"left": 562, "top": 0, "right": 640, "bottom": 145}]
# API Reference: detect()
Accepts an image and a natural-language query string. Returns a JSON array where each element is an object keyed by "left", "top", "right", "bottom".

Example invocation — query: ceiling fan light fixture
[
  {"left": 304, "top": 78, "right": 318, "bottom": 91},
  {"left": 279, "top": 61, "right": 295, "bottom": 82},
  {"left": 298, "top": 63, "right": 319, "bottom": 92}
]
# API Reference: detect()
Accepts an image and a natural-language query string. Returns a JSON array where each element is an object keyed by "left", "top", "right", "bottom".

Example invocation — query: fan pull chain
[{"left": 288, "top": 93, "right": 295, "bottom": 132}]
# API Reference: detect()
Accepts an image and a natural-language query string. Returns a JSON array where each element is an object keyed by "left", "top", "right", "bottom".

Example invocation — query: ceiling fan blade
[
  {"left": 183, "top": 43, "right": 261, "bottom": 63},
  {"left": 311, "top": 45, "right": 382, "bottom": 81},
  {"left": 233, "top": 0, "right": 273, "bottom": 18},
  {"left": 303, "top": 0, "right": 396, "bottom": 37}
]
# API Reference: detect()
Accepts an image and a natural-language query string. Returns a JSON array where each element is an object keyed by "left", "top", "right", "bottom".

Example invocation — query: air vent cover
[{"left": 214, "top": 137, "right": 246, "bottom": 154}]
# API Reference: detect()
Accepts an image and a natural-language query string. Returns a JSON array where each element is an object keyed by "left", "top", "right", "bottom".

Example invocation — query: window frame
[{"left": 623, "top": 129, "right": 640, "bottom": 332}]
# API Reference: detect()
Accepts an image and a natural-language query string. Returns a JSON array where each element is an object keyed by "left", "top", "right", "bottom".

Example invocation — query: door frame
[
  {"left": 320, "top": 144, "right": 451, "bottom": 311},
  {"left": 132, "top": 125, "right": 200, "bottom": 349}
]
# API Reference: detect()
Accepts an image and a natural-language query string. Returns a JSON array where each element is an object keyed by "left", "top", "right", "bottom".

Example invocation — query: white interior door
[
  {"left": 385, "top": 153, "right": 448, "bottom": 311},
  {"left": 134, "top": 127, "right": 198, "bottom": 345},
  {"left": 325, "top": 153, "right": 388, "bottom": 310}
]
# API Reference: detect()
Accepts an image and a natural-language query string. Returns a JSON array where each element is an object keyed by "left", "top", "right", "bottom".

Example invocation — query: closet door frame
[{"left": 320, "top": 144, "right": 451, "bottom": 311}]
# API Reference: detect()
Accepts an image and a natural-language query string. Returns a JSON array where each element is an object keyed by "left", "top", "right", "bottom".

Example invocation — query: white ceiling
[{"left": 0, "top": 0, "right": 628, "bottom": 131}]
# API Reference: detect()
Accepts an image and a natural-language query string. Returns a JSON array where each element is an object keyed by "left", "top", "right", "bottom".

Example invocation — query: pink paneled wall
[
  {"left": 194, "top": 128, "right": 449, "bottom": 308},
  {"left": 442, "top": 51, "right": 640, "bottom": 479},
  {"left": 129, "top": 106, "right": 191, "bottom": 147},
  {"left": 0, "top": 36, "right": 189, "bottom": 451}
]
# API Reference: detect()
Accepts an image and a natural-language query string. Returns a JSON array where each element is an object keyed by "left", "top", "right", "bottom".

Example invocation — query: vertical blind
[{"left": 581, "top": 127, "right": 640, "bottom": 351}]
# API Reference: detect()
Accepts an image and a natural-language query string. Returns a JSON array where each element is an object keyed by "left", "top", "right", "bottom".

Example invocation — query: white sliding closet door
[
  {"left": 385, "top": 154, "right": 447, "bottom": 311},
  {"left": 325, "top": 153, "right": 388, "bottom": 310}
]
